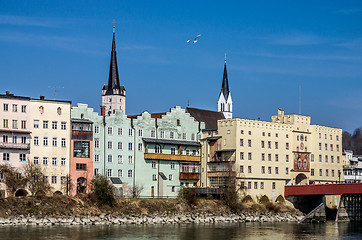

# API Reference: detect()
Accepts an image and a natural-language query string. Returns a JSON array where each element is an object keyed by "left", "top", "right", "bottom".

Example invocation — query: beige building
[
  {"left": 29, "top": 96, "right": 71, "bottom": 194},
  {"left": 201, "top": 108, "right": 344, "bottom": 202}
]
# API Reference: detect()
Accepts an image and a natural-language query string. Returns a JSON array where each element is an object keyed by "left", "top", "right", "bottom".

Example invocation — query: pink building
[
  {"left": 69, "top": 118, "right": 93, "bottom": 195},
  {"left": 0, "top": 92, "right": 31, "bottom": 197}
]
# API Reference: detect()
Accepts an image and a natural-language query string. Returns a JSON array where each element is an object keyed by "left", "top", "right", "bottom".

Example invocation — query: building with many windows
[
  {"left": 29, "top": 96, "right": 71, "bottom": 194},
  {"left": 0, "top": 92, "right": 31, "bottom": 197},
  {"left": 200, "top": 108, "right": 344, "bottom": 202}
]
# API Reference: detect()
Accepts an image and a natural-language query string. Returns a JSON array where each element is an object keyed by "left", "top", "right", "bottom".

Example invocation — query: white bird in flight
[{"left": 187, "top": 34, "right": 201, "bottom": 43}]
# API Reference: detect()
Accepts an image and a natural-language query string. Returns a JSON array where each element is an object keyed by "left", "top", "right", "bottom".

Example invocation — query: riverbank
[{"left": 0, "top": 195, "right": 303, "bottom": 225}]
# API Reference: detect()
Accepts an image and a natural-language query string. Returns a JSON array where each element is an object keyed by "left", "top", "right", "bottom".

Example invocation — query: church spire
[
  {"left": 105, "top": 25, "right": 122, "bottom": 95},
  {"left": 221, "top": 54, "right": 230, "bottom": 100}
]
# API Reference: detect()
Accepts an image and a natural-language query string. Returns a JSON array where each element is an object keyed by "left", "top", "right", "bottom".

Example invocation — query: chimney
[
  {"left": 100, "top": 106, "right": 106, "bottom": 117},
  {"left": 40, "top": 95, "right": 45, "bottom": 100}
]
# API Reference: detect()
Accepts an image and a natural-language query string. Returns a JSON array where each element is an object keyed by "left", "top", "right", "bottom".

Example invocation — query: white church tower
[
  {"left": 102, "top": 26, "right": 126, "bottom": 115},
  {"left": 217, "top": 55, "right": 233, "bottom": 119}
]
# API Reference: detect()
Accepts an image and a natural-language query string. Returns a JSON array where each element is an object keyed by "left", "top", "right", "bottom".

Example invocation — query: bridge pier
[{"left": 336, "top": 194, "right": 362, "bottom": 222}]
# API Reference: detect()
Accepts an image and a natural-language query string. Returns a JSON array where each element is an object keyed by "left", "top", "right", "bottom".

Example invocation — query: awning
[{"left": 110, "top": 177, "right": 122, "bottom": 184}]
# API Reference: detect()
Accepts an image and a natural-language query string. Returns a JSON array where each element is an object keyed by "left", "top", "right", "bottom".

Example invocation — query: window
[
  {"left": 138, "top": 143, "right": 143, "bottom": 151},
  {"left": 12, "top": 104, "right": 17, "bottom": 112},
  {"left": 12, "top": 120, "right": 17, "bottom": 129},
  {"left": 76, "top": 163, "right": 86, "bottom": 171},
  {"left": 128, "top": 143, "right": 133, "bottom": 151},
  {"left": 61, "top": 176, "right": 66, "bottom": 184},
  {"left": 138, "top": 129, "right": 143, "bottom": 137},
  {"left": 21, "top": 136, "right": 26, "bottom": 144},
  {"left": 254, "top": 182, "right": 258, "bottom": 189},
  {"left": 268, "top": 141, "right": 271, "bottom": 149},
  {"left": 326, "top": 169, "right": 329, "bottom": 177},
  {"left": 325, "top": 143, "right": 327, "bottom": 150},
  {"left": 286, "top": 143, "right": 289, "bottom": 150},
  {"left": 286, "top": 167, "right": 289, "bottom": 174},
  {"left": 336, "top": 145, "right": 339, "bottom": 151},
  {"left": 248, "top": 152, "right": 252, "bottom": 160},
  {"left": 3, "top": 103, "right": 8, "bottom": 111},
  {"left": 171, "top": 148, "right": 176, "bottom": 155},
  {"left": 107, "top": 169, "right": 112, "bottom": 177},
  {"left": 43, "top": 157, "right": 48, "bottom": 165},
  {"left": 118, "top": 142, "right": 123, "bottom": 150},
  {"left": 330, "top": 144, "right": 333, "bottom": 151},
  {"left": 311, "top": 169, "right": 314, "bottom": 176},
  {"left": 73, "top": 141, "right": 90, "bottom": 158},
  {"left": 13, "top": 136, "right": 17, "bottom": 144},
  {"left": 152, "top": 174, "right": 157, "bottom": 181},
  {"left": 319, "top": 155, "right": 322, "bottom": 162},
  {"left": 240, "top": 152, "right": 244, "bottom": 160},
  {"left": 170, "top": 132, "right": 174, "bottom": 139},
  {"left": 262, "top": 132, "right": 265, "bottom": 136},
  {"left": 325, "top": 155, "right": 328, "bottom": 162},
  {"left": 43, "top": 176, "right": 48, "bottom": 183},
  {"left": 155, "top": 146, "right": 161, "bottom": 153},
  {"left": 268, "top": 167, "right": 271, "bottom": 174},
  {"left": 248, "top": 140, "right": 251, "bottom": 147},
  {"left": 275, "top": 142, "right": 278, "bottom": 149},
  {"left": 151, "top": 130, "right": 155, "bottom": 138},
  {"left": 94, "top": 140, "right": 99, "bottom": 148},
  {"left": 108, "top": 155, "right": 113, "bottom": 163},
  {"left": 319, "top": 169, "right": 322, "bottom": 176},
  {"left": 94, "top": 168, "right": 99, "bottom": 175},
  {"left": 241, "top": 130, "right": 244, "bottom": 134},
  {"left": 169, "top": 174, "right": 173, "bottom": 181},
  {"left": 177, "top": 119, "right": 180, "bottom": 126},
  {"left": 118, "top": 155, "right": 123, "bottom": 164},
  {"left": 61, "top": 158, "right": 66, "bottom": 166},
  {"left": 128, "top": 170, "right": 133, "bottom": 178},
  {"left": 268, "top": 133, "right": 270, "bottom": 137},
  {"left": 3, "top": 153, "right": 9, "bottom": 161},
  {"left": 248, "top": 131, "right": 251, "bottom": 135},
  {"left": 275, "top": 167, "right": 279, "bottom": 174},
  {"left": 171, "top": 162, "right": 175, "bottom": 169},
  {"left": 337, "top": 156, "right": 340, "bottom": 163},
  {"left": 118, "top": 169, "right": 123, "bottom": 178},
  {"left": 118, "top": 128, "right": 123, "bottom": 136},
  {"left": 160, "top": 131, "right": 165, "bottom": 138},
  {"left": 93, "top": 126, "right": 99, "bottom": 134},
  {"left": 21, "top": 120, "right": 26, "bottom": 129},
  {"left": 61, "top": 122, "right": 66, "bottom": 130},
  {"left": 240, "top": 139, "right": 244, "bottom": 146},
  {"left": 129, "top": 129, "right": 133, "bottom": 136},
  {"left": 247, "top": 182, "right": 252, "bottom": 189},
  {"left": 261, "top": 153, "right": 265, "bottom": 161},
  {"left": 52, "top": 137, "right": 57, "bottom": 147},
  {"left": 260, "top": 182, "right": 264, "bottom": 189},
  {"left": 248, "top": 166, "right": 252, "bottom": 173},
  {"left": 41, "top": 120, "right": 47, "bottom": 129},
  {"left": 34, "top": 157, "right": 39, "bottom": 165},
  {"left": 51, "top": 176, "right": 57, "bottom": 184},
  {"left": 275, "top": 154, "right": 279, "bottom": 162},
  {"left": 108, "top": 141, "right": 113, "bottom": 149},
  {"left": 128, "top": 156, "right": 133, "bottom": 164},
  {"left": 332, "top": 170, "right": 335, "bottom": 177},
  {"left": 43, "top": 137, "right": 48, "bottom": 146},
  {"left": 107, "top": 127, "right": 113, "bottom": 135},
  {"left": 261, "top": 166, "right": 265, "bottom": 174},
  {"left": 34, "top": 136, "right": 39, "bottom": 146},
  {"left": 191, "top": 133, "right": 195, "bottom": 141},
  {"left": 311, "top": 154, "right": 314, "bottom": 162},
  {"left": 182, "top": 133, "right": 186, "bottom": 140},
  {"left": 52, "top": 121, "right": 57, "bottom": 130},
  {"left": 50, "top": 157, "right": 57, "bottom": 165},
  {"left": 3, "top": 135, "right": 8, "bottom": 143},
  {"left": 268, "top": 154, "right": 271, "bottom": 161},
  {"left": 3, "top": 119, "right": 8, "bottom": 128},
  {"left": 19, "top": 153, "right": 26, "bottom": 161},
  {"left": 331, "top": 156, "right": 334, "bottom": 163},
  {"left": 336, "top": 136, "right": 339, "bottom": 141},
  {"left": 272, "top": 182, "right": 276, "bottom": 189},
  {"left": 240, "top": 166, "right": 244, "bottom": 173},
  {"left": 261, "top": 141, "right": 265, "bottom": 148}
]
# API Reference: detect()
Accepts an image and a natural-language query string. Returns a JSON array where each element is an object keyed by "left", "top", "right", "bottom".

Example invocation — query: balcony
[
  {"left": 0, "top": 142, "right": 30, "bottom": 150},
  {"left": 208, "top": 170, "right": 236, "bottom": 177},
  {"left": 179, "top": 172, "right": 200, "bottom": 180},
  {"left": 144, "top": 153, "right": 200, "bottom": 162}
]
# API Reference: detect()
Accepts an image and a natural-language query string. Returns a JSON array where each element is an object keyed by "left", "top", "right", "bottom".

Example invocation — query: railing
[
  {"left": 209, "top": 156, "right": 236, "bottom": 162},
  {"left": 179, "top": 172, "right": 200, "bottom": 180},
  {"left": 144, "top": 153, "right": 200, "bottom": 162},
  {"left": 0, "top": 142, "right": 30, "bottom": 150}
]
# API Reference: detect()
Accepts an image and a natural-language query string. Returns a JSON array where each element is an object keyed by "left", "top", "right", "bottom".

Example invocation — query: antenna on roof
[
  {"left": 299, "top": 85, "right": 302, "bottom": 114},
  {"left": 48, "top": 86, "right": 64, "bottom": 99},
  {"left": 187, "top": 100, "right": 190, "bottom": 107}
]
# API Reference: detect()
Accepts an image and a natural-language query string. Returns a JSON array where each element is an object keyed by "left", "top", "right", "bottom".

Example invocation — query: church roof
[
  {"left": 105, "top": 27, "right": 125, "bottom": 96},
  {"left": 220, "top": 61, "right": 230, "bottom": 100},
  {"left": 186, "top": 107, "right": 225, "bottom": 131}
]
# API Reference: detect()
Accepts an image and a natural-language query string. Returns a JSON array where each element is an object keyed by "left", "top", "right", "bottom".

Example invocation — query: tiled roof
[{"left": 186, "top": 107, "right": 225, "bottom": 130}]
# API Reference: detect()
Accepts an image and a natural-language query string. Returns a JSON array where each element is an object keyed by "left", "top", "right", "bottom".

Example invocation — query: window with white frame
[
  {"left": 43, "top": 121, "right": 48, "bottom": 129},
  {"left": 108, "top": 127, "right": 113, "bottom": 135},
  {"left": 108, "top": 141, "right": 113, "bottom": 149},
  {"left": 171, "top": 162, "right": 175, "bottom": 169},
  {"left": 160, "top": 131, "right": 165, "bottom": 138},
  {"left": 19, "top": 153, "right": 26, "bottom": 161},
  {"left": 128, "top": 142, "right": 133, "bottom": 151},
  {"left": 128, "top": 170, "right": 133, "bottom": 178},
  {"left": 61, "top": 158, "right": 66, "bottom": 166},
  {"left": 52, "top": 157, "right": 57, "bottom": 165},
  {"left": 94, "top": 168, "right": 99, "bottom": 175},
  {"left": 138, "top": 143, "right": 143, "bottom": 151},
  {"left": 43, "top": 137, "right": 48, "bottom": 146},
  {"left": 108, "top": 155, "right": 113, "bottom": 163},
  {"left": 94, "top": 140, "right": 99, "bottom": 148},
  {"left": 34, "top": 136, "right": 39, "bottom": 146},
  {"left": 52, "top": 137, "right": 57, "bottom": 147},
  {"left": 118, "top": 155, "right": 123, "bottom": 164},
  {"left": 152, "top": 161, "right": 156, "bottom": 169},
  {"left": 94, "top": 154, "right": 100, "bottom": 162},
  {"left": 170, "top": 131, "right": 174, "bottom": 139},
  {"left": 152, "top": 174, "right": 157, "bottom": 181},
  {"left": 171, "top": 148, "right": 176, "bottom": 155},
  {"left": 34, "top": 157, "right": 39, "bottom": 165},
  {"left": 43, "top": 157, "right": 48, "bottom": 165},
  {"left": 138, "top": 129, "right": 143, "bottom": 137},
  {"left": 151, "top": 130, "right": 155, "bottom": 138},
  {"left": 128, "top": 156, "right": 133, "bottom": 164},
  {"left": 129, "top": 128, "right": 133, "bottom": 136},
  {"left": 118, "top": 141, "right": 123, "bottom": 150},
  {"left": 51, "top": 176, "right": 57, "bottom": 184},
  {"left": 118, "top": 128, "right": 123, "bottom": 136},
  {"left": 182, "top": 133, "right": 186, "bottom": 140},
  {"left": 52, "top": 121, "right": 57, "bottom": 129},
  {"left": 61, "top": 138, "right": 66, "bottom": 147},
  {"left": 107, "top": 169, "right": 112, "bottom": 177},
  {"left": 118, "top": 169, "right": 123, "bottom": 178},
  {"left": 61, "top": 122, "right": 66, "bottom": 130},
  {"left": 3, "top": 153, "right": 9, "bottom": 161},
  {"left": 191, "top": 134, "right": 195, "bottom": 141},
  {"left": 169, "top": 174, "right": 173, "bottom": 181},
  {"left": 94, "top": 126, "right": 99, "bottom": 134}
]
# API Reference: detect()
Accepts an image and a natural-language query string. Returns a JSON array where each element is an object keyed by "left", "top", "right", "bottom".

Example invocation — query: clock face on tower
[{"left": 300, "top": 134, "right": 304, "bottom": 141}]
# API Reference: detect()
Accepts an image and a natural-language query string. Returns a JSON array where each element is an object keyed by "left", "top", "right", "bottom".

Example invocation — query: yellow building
[
  {"left": 201, "top": 108, "right": 344, "bottom": 202},
  {"left": 29, "top": 96, "right": 71, "bottom": 194}
]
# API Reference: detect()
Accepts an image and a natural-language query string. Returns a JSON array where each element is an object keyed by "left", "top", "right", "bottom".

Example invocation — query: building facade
[
  {"left": 200, "top": 108, "right": 344, "bottom": 202},
  {"left": 29, "top": 96, "right": 71, "bottom": 194},
  {"left": 0, "top": 92, "right": 31, "bottom": 197}
]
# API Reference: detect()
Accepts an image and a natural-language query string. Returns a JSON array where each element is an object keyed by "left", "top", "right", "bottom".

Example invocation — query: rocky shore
[{"left": 0, "top": 212, "right": 303, "bottom": 226}]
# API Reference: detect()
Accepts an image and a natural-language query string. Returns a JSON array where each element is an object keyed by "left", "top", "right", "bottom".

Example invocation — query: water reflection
[{"left": 0, "top": 222, "right": 360, "bottom": 240}]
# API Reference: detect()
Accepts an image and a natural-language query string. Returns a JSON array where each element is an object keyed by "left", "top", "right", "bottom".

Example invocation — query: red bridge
[{"left": 285, "top": 183, "right": 362, "bottom": 196}]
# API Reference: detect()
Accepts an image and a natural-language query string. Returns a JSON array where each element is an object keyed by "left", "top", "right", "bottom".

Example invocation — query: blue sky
[{"left": 0, "top": 1, "right": 362, "bottom": 132}]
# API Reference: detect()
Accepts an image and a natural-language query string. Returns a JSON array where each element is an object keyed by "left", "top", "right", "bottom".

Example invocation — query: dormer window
[{"left": 177, "top": 119, "right": 180, "bottom": 126}]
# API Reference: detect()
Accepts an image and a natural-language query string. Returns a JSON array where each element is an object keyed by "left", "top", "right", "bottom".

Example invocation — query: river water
[{"left": 0, "top": 222, "right": 360, "bottom": 240}]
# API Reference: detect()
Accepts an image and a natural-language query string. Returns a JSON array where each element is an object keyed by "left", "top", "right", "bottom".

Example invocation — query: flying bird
[{"left": 187, "top": 34, "right": 201, "bottom": 43}]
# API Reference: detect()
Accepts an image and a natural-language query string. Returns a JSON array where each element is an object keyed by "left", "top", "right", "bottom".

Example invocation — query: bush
[
  {"left": 179, "top": 187, "right": 198, "bottom": 206},
  {"left": 91, "top": 175, "right": 115, "bottom": 206}
]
